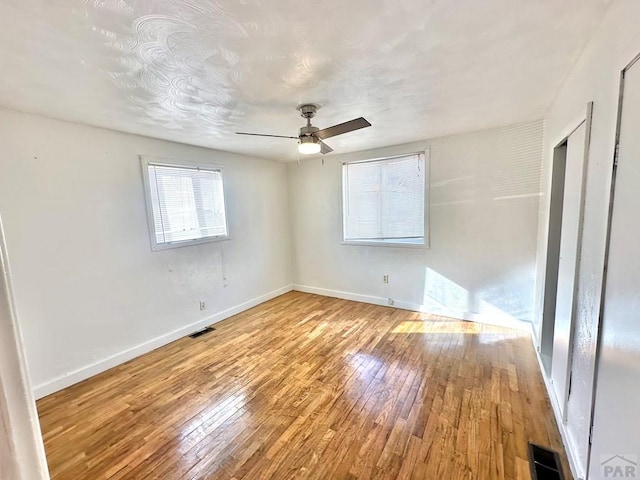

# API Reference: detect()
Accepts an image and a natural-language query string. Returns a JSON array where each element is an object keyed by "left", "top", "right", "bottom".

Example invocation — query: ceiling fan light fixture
[{"left": 298, "top": 136, "right": 321, "bottom": 155}]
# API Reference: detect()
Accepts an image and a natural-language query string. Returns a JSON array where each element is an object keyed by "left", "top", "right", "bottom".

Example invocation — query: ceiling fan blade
[
  {"left": 319, "top": 140, "right": 333, "bottom": 154},
  {"left": 236, "top": 132, "right": 298, "bottom": 139},
  {"left": 315, "top": 117, "right": 371, "bottom": 140}
]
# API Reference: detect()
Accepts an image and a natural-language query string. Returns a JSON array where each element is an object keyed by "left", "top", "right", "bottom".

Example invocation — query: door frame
[
  {"left": 540, "top": 110, "right": 588, "bottom": 371},
  {"left": 0, "top": 214, "right": 50, "bottom": 480},
  {"left": 542, "top": 102, "right": 593, "bottom": 419}
]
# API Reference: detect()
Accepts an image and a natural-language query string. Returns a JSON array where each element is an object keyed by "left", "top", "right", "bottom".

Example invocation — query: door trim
[{"left": 0, "top": 214, "right": 50, "bottom": 480}]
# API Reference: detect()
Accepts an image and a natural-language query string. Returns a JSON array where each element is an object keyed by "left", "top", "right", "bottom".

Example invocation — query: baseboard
[
  {"left": 294, "top": 284, "right": 390, "bottom": 308},
  {"left": 33, "top": 284, "right": 293, "bottom": 399},
  {"left": 531, "top": 335, "right": 584, "bottom": 480},
  {"left": 292, "top": 284, "right": 531, "bottom": 331}
]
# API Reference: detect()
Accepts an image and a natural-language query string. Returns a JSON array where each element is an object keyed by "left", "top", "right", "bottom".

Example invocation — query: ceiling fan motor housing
[{"left": 299, "top": 125, "right": 319, "bottom": 138}]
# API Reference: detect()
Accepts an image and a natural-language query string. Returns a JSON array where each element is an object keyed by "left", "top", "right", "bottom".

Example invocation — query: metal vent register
[
  {"left": 189, "top": 326, "right": 215, "bottom": 339},
  {"left": 528, "top": 443, "right": 565, "bottom": 480}
]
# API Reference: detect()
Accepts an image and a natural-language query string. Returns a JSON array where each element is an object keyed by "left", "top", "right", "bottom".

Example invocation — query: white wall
[
  {"left": 288, "top": 120, "right": 543, "bottom": 326},
  {"left": 0, "top": 108, "right": 292, "bottom": 398},
  {"left": 534, "top": 1, "right": 640, "bottom": 478}
]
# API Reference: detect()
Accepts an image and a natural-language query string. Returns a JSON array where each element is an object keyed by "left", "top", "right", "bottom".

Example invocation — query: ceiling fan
[{"left": 236, "top": 104, "right": 371, "bottom": 155}]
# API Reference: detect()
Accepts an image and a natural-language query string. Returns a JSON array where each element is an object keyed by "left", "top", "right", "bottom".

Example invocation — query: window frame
[
  {"left": 140, "top": 156, "right": 230, "bottom": 251},
  {"left": 340, "top": 150, "right": 430, "bottom": 249}
]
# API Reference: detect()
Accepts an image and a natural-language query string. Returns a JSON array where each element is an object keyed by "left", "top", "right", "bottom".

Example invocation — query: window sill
[
  {"left": 151, "top": 235, "right": 230, "bottom": 251},
  {"left": 341, "top": 239, "right": 428, "bottom": 249}
]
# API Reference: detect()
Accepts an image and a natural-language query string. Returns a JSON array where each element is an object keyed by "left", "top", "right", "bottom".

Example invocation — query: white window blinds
[
  {"left": 146, "top": 163, "right": 228, "bottom": 247},
  {"left": 342, "top": 153, "right": 426, "bottom": 245}
]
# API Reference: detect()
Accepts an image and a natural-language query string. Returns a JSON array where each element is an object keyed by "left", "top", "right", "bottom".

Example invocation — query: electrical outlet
[
  {"left": 388, "top": 298, "right": 395, "bottom": 306},
  {"left": 199, "top": 301, "right": 206, "bottom": 311},
  {"left": 383, "top": 275, "right": 389, "bottom": 284}
]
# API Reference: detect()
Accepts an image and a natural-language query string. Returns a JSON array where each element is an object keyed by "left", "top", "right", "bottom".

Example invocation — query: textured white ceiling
[{"left": 0, "top": 0, "right": 611, "bottom": 161}]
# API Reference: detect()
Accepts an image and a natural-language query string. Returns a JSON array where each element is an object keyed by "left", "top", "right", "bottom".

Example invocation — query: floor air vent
[
  {"left": 528, "top": 443, "right": 565, "bottom": 480},
  {"left": 189, "top": 326, "right": 215, "bottom": 339}
]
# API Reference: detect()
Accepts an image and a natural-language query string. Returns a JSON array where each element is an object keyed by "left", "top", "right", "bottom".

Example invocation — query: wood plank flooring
[{"left": 36, "top": 292, "right": 571, "bottom": 479}]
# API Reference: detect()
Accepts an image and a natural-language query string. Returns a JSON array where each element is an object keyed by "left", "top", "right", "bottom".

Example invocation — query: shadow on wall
[
  {"left": 420, "top": 123, "right": 543, "bottom": 327},
  {"left": 420, "top": 267, "right": 531, "bottom": 330}
]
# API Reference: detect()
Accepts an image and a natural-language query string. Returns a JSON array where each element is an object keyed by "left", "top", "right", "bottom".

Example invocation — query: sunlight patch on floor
[{"left": 391, "top": 320, "right": 515, "bottom": 335}]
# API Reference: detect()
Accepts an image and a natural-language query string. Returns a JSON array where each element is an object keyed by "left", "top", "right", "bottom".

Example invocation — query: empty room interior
[{"left": 1, "top": 1, "right": 640, "bottom": 479}]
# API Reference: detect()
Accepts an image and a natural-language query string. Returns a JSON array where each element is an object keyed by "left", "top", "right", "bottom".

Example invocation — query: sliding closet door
[
  {"left": 551, "top": 121, "right": 587, "bottom": 415},
  {"left": 589, "top": 55, "right": 640, "bottom": 477}
]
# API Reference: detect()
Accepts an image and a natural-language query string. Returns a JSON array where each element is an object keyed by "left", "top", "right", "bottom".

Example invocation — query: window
[
  {"left": 141, "top": 157, "right": 229, "bottom": 250},
  {"left": 342, "top": 152, "right": 427, "bottom": 247}
]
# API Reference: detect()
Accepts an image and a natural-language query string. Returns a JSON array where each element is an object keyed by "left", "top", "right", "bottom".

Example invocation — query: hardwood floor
[{"left": 37, "top": 292, "right": 570, "bottom": 479}]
